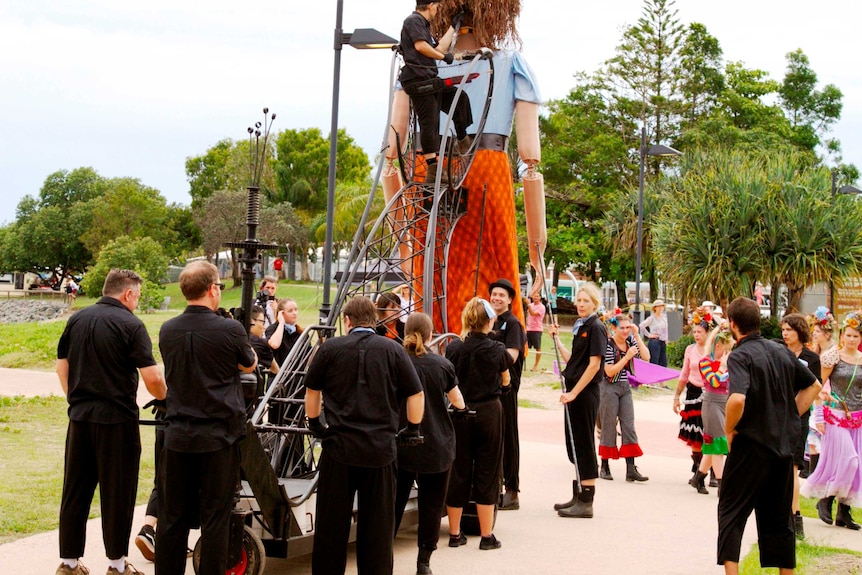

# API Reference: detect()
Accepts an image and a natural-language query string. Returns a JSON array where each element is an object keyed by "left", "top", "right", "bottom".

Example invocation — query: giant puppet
[{"left": 382, "top": 0, "right": 546, "bottom": 335}]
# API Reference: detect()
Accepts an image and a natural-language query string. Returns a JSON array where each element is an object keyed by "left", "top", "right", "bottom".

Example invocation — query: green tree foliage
[
  {"left": 81, "top": 236, "right": 169, "bottom": 312},
  {"left": 779, "top": 49, "right": 843, "bottom": 151},
  {"left": 185, "top": 139, "right": 233, "bottom": 208},
  {"left": 81, "top": 177, "right": 175, "bottom": 257},
  {"left": 652, "top": 148, "right": 862, "bottom": 313},
  {"left": 677, "top": 23, "right": 724, "bottom": 127}
]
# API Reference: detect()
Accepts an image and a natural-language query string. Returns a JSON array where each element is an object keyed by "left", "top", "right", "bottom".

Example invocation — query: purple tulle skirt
[{"left": 801, "top": 417, "right": 862, "bottom": 506}]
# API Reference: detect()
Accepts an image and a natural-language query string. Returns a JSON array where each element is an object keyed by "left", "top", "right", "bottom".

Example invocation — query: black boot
[
  {"left": 691, "top": 452, "right": 702, "bottom": 473},
  {"left": 836, "top": 503, "right": 861, "bottom": 530},
  {"left": 809, "top": 454, "right": 820, "bottom": 476},
  {"left": 794, "top": 511, "right": 805, "bottom": 540},
  {"left": 708, "top": 467, "right": 718, "bottom": 487},
  {"left": 554, "top": 480, "right": 579, "bottom": 511},
  {"left": 600, "top": 459, "right": 613, "bottom": 480},
  {"left": 558, "top": 485, "right": 594, "bottom": 518},
  {"left": 416, "top": 546, "right": 433, "bottom": 575},
  {"left": 625, "top": 460, "right": 648, "bottom": 482},
  {"left": 817, "top": 496, "right": 835, "bottom": 525},
  {"left": 690, "top": 471, "right": 709, "bottom": 494}
]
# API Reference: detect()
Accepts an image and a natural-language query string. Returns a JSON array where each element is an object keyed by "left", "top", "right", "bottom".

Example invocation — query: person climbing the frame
[{"left": 399, "top": 0, "right": 473, "bottom": 183}]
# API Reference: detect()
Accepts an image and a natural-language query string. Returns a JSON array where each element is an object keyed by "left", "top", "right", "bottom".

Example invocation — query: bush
[
  {"left": 760, "top": 316, "right": 782, "bottom": 340},
  {"left": 81, "top": 236, "right": 168, "bottom": 312},
  {"left": 667, "top": 334, "right": 694, "bottom": 369}
]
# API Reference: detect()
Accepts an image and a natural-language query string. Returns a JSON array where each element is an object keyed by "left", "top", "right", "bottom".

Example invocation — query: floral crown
[
  {"left": 807, "top": 306, "right": 836, "bottom": 332},
  {"left": 605, "top": 310, "right": 628, "bottom": 329},
  {"left": 842, "top": 310, "right": 862, "bottom": 332},
  {"left": 691, "top": 306, "right": 717, "bottom": 330}
]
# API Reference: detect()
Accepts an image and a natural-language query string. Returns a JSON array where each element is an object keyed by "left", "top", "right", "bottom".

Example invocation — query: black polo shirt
[
  {"left": 250, "top": 334, "right": 274, "bottom": 371},
  {"left": 399, "top": 11, "right": 437, "bottom": 84},
  {"left": 561, "top": 314, "right": 608, "bottom": 392},
  {"left": 398, "top": 350, "right": 458, "bottom": 474},
  {"left": 304, "top": 328, "right": 423, "bottom": 468},
  {"left": 264, "top": 323, "right": 301, "bottom": 366},
  {"left": 727, "top": 333, "right": 817, "bottom": 457},
  {"left": 492, "top": 309, "right": 526, "bottom": 388},
  {"left": 445, "top": 333, "right": 513, "bottom": 403},
  {"left": 57, "top": 296, "right": 157, "bottom": 424},
  {"left": 159, "top": 306, "right": 257, "bottom": 452}
]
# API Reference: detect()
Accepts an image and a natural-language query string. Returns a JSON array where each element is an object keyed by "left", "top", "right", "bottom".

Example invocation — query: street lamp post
[
  {"left": 828, "top": 170, "right": 862, "bottom": 315},
  {"left": 319, "top": 0, "right": 397, "bottom": 325},
  {"left": 633, "top": 126, "right": 682, "bottom": 324}
]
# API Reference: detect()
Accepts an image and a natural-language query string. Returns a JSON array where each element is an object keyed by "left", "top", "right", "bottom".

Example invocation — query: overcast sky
[{"left": 1, "top": 0, "right": 860, "bottom": 225}]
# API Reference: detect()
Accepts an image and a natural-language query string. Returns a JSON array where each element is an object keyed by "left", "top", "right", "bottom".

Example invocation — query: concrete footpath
[{"left": 1, "top": 368, "right": 861, "bottom": 574}]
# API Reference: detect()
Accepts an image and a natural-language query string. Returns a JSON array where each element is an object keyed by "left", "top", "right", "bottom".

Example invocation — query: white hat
[{"left": 702, "top": 300, "right": 715, "bottom": 308}]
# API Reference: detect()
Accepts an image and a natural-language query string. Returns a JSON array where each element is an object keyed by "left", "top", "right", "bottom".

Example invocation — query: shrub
[
  {"left": 81, "top": 236, "right": 168, "bottom": 312},
  {"left": 760, "top": 316, "right": 782, "bottom": 340},
  {"left": 667, "top": 334, "right": 694, "bottom": 368}
]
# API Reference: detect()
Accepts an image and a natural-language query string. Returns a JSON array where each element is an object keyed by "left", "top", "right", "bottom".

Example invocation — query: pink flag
[{"left": 628, "top": 358, "right": 680, "bottom": 387}]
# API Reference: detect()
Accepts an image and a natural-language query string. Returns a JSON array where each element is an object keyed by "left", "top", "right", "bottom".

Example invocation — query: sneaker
[
  {"left": 448, "top": 532, "right": 467, "bottom": 547},
  {"left": 479, "top": 534, "right": 502, "bottom": 550},
  {"left": 56, "top": 562, "right": 90, "bottom": 575},
  {"left": 135, "top": 525, "right": 156, "bottom": 561},
  {"left": 106, "top": 561, "right": 145, "bottom": 575}
]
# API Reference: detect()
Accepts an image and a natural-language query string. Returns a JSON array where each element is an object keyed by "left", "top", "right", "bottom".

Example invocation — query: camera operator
[{"left": 255, "top": 276, "right": 278, "bottom": 328}]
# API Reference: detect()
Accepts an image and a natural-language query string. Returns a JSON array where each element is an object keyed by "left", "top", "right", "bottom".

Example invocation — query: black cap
[{"left": 489, "top": 278, "right": 516, "bottom": 299}]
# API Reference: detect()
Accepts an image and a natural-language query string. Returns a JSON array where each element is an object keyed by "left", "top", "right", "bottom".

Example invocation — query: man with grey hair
[{"left": 56, "top": 269, "right": 167, "bottom": 575}]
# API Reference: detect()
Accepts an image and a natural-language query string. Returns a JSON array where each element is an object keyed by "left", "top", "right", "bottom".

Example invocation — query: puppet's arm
[{"left": 516, "top": 100, "right": 547, "bottom": 298}]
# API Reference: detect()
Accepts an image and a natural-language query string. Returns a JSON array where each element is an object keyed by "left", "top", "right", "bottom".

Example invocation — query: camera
[{"left": 256, "top": 290, "right": 275, "bottom": 304}]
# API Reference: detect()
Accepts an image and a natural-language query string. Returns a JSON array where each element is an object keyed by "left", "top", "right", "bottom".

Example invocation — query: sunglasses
[{"left": 214, "top": 282, "right": 226, "bottom": 291}]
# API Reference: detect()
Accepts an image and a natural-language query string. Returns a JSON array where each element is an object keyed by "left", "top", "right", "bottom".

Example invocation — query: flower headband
[
  {"left": 808, "top": 306, "right": 836, "bottom": 332},
  {"left": 842, "top": 310, "right": 862, "bottom": 332},
  {"left": 691, "top": 306, "right": 717, "bottom": 330}
]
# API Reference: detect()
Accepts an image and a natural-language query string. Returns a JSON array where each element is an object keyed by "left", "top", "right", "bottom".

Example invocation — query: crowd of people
[{"left": 53, "top": 261, "right": 860, "bottom": 575}]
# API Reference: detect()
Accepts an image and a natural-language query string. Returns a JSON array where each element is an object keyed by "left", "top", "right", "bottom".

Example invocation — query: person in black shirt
[
  {"left": 489, "top": 278, "right": 526, "bottom": 510},
  {"left": 376, "top": 291, "right": 405, "bottom": 341},
  {"left": 56, "top": 269, "right": 167, "bottom": 575},
  {"left": 265, "top": 297, "right": 302, "bottom": 366},
  {"left": 548, "top": 283, "right": 607, "bottom": 519},
  {"left": 445, "top": 297, "right": 513, "bottom": 550},
  {"left": 718, "top": 298, "right": 820, "bottom": 574},
  {"left": 399, "top": 1, "right": 472, "bottom": 182},
  {"left": 250, "top": 306, "right": 277, "bottom": 376},
  {"left": 155, "top": 261, "right": 257, "bottom": 575},
  {"left": 304, "top": 296, "right": 424, "bottom": 575},
  {"left": 778, "top": 313, "right": 822, "bottom": 539},
  {"left": 394, "top": 312, "right": 465, "bottom": 575}
]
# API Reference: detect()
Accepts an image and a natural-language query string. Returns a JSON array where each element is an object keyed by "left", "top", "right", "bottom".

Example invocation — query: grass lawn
[
  {"left": 739, "top": 540, "right": 862, "bottom": 574},
  {"left": 0, "top": 395, "right": 158, "bottom": 544},
  {"left": 0, "top": 281, "right": 334, "bottom": 371}
]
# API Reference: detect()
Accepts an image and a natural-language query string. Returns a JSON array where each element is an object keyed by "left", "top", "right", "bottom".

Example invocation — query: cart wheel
[
  {"left": 460, "top": 501, "right": 497, "bottom": 536},
  {"left": 192, "top": 525, "right": 266, "bottom": 575}
]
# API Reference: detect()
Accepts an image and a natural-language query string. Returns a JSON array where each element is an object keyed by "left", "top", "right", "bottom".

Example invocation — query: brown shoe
[
  {"left": 106, "top": 561, "right": 145, "bottom": 575},
  {"left": 56, "top": 563, "right": 90, "bottom": 575}
]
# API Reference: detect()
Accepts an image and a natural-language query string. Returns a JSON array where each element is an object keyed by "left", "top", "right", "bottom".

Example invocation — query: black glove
[
  {"left": 501, "top": 383, "right": 513, "bottom": 395},
  {"left": 451, "top": 10, "right": 465, "bottom": 30},
  {"left": 143, "top": 398, "right": 167, "bottom": 415},
  {"left": 397, "top": 421, "right": 424, "bottom": 446},
  {"left": 442, "top": 53, "right": 454, "bottom": 65},
  {"left": 449, "top": 405, "right": 476, "bottom": 419},
  {"left": 306, "top": 416, "right": 329, "bottom": 439}
]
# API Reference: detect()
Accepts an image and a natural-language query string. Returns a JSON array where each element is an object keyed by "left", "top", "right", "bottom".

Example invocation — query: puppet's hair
[{"left": 432, "top": 1, "right": 522, "bottom": 51}]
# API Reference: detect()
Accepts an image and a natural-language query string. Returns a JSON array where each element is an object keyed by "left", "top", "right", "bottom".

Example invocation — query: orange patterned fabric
[{"left": 443, "top": 149, "right": 524, "bottom": 334}]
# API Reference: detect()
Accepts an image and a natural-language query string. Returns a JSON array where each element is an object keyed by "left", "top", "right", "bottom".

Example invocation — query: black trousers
[
  {"left": 155, "top": 444, "right": 240, "bottom": 575},
  {"left": 145, "top": 426, "right": 165, "bottom": 517},
  {"left": 717, "top": 436, "right": 795, "bottom": 568},
  {"left": 59, "top": 420, "right": 141, "bottom": 560},
  {"left": 647, "top": 339, "right": 667, "bottom": 367},
  {"left": 407, "top": 84, "right": 473, "bottom": 157},
  {"left": 447, "top": 398, "right": 503, "bottom": 506},
  {"left": 312, "top": 454, "right": 396, "bottom": 575},
  {"left": 501, "top": 386, "right": 520, "bottom": 492},
  {"left": 564, "top": 383, "right": 599, "bottom": 481},
  {"left": 394, "top": 467, "right": 449, "bottom": 551}
]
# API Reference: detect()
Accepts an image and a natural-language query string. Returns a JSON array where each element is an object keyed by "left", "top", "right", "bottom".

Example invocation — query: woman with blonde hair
[
  {"left": 548, "top": 283, "right": 607, "bottom": 518},
  {"left": 444, "top": 298, "right": 513, "bottom": 550},
  {"left": 394, "top": 313, "right": 464, "bottom": 574}
]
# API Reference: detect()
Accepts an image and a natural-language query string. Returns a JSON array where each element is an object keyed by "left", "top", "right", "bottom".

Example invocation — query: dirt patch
[{"left": 805, "top": 553, "right": 861, "bottom": 574}]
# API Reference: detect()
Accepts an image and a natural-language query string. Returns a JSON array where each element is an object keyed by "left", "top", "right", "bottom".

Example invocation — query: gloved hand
[
  {"left": 501, "top": 383, "right": 513, "bottom": 395},
  {"left": 306, "top": 416, "right": 329, "bottom": 439},
  {"left": 397, "top": 421, "right": 424, "bottom": 446},
  {"left": 442, "top": 52, "right": 454, "bottom": 65},
  {"left": 449, "top": 405, "right": 476, "bottom": 419},
  {"left": 143, "top": 398, "right": 167, "bottom": 417}
]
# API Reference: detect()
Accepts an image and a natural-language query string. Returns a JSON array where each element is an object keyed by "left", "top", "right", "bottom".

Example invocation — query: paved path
[{"left": 1, "top": 368, "right": 861, "bottom": 574}]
